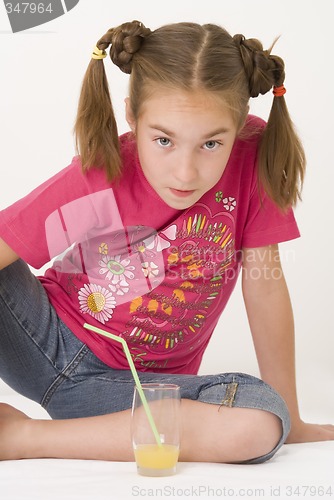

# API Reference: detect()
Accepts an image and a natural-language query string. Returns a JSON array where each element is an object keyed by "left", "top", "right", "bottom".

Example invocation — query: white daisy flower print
[
  {"left": 78, "top": 283, "right": 116, "bottom": 324},
  {"left": 99, "top": 254, "right": 135, "bottom": 284}
]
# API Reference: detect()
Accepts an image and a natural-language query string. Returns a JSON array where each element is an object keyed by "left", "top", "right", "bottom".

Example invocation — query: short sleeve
[
  {"left": 241, "top": 188, "right": 300, "bottom": 248},
  {"left": 0, "top": 157, "right": 90, "bottom": 268}
]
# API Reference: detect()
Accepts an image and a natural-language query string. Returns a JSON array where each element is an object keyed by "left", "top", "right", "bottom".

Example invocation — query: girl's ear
[{"left": 125, "top": 98, "right": 136, "bottom": 133}]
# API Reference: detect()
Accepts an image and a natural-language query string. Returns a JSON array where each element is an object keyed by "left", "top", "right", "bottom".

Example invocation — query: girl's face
[{"left": 126, "top": 89, "right": 238, "bottom": 210}]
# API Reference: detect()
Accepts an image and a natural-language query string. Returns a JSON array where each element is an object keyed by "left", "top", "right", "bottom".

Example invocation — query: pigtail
[
  {"left": 258, "top": 89, "right": 306, "bottom": 210},
  {"left": 233, "top": 35, "right": 306, "bottom": 210},
  {"left": 74, "top": 21, "right": 151, "bottom": 181},
  {"left": 74, "top": 44, "right": 121, "bottom": 181}
]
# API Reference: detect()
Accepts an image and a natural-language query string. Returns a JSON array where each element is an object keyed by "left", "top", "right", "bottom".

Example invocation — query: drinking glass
[{"left": 131, "top": 383, "right": 181, "bottom": 476}]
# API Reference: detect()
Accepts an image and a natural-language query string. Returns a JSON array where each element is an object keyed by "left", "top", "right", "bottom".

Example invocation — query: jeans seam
[
  {"left": 40, "top": 344, "right": 90, "bottom": 409},
  {"left": 0, "top": 292, "right": 60, "bottom": 371}
]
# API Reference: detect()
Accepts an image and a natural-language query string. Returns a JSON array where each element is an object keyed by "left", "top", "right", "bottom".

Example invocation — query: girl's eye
[
  {"left": 203, "top": 140, "right": 220, "bottom": 150},
  {"left": 156, "top": 137, "right": 171, "bottom": 147}
]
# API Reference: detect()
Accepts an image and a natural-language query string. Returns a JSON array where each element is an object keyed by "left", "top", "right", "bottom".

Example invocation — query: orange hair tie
[{"left": 273, "top": 85, "right": 286, "bottom": 97}]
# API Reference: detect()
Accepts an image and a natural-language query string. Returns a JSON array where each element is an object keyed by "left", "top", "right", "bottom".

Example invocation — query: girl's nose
[{"left": 173, "top": 153, "right": 198, "bottom": 185}]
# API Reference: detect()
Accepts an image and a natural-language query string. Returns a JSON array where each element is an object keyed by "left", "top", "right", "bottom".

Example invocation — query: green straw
[{"left": 83, "top": 323, "right": 162, "bottom": 447}]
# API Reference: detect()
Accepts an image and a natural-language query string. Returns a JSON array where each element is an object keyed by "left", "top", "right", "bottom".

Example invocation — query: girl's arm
[
  {"left": 242, "top": 244, "right": 334, "bottom": 443},
  {"left": 0, "top": 238, "right": 19, "bottom": 271}
]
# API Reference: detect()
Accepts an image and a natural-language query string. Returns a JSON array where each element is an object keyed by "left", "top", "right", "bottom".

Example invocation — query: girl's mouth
[{"left": 169, "top": 188, "right": 195, "bottom": 198}]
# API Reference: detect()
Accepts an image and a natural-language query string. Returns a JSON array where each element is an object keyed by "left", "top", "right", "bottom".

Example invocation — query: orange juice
[{"left": 134, "top": 444, "right": 179, "bottom": 476}]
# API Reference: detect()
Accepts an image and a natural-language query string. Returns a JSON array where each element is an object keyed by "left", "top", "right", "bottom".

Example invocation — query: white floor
[{"left": 0, "top": 384, "right": 333, "bottom": 500}]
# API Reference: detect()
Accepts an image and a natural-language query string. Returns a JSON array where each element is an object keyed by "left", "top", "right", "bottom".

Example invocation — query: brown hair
[{"left": 74, "top": 20, "right": 305, "bottom": 210}]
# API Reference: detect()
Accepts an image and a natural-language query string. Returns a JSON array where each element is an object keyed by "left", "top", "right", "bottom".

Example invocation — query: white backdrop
[{"left": 0, "top": 0, "right": 333, "bottom": 420}]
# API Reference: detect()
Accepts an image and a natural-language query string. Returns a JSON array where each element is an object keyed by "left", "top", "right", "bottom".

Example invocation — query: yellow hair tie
[{"left": 92, "top": 45, "right": 107, "bottom": 60}]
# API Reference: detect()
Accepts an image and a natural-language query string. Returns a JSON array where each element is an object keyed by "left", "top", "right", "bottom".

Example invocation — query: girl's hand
[{"left": 286, "top": 420, "right": 334, "bottom": 444}]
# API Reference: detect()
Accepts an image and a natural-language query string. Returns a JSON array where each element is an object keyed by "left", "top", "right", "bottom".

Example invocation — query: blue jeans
[{"left": 0, "top": 260, "right": 290, "bottom": 464}]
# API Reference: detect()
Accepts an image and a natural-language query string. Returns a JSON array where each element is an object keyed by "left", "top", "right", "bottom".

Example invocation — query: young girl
[{"left": 0, "top": 20, "right": 333, "bottom": 463}]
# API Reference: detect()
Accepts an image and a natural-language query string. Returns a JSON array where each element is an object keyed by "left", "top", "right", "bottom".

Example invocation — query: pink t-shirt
[{"left": 0, "top": 116, "right": 300, "bottom": 374}]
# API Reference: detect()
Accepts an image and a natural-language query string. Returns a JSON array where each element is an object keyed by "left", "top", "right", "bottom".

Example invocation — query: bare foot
[{"left": 0, "top": 402, "right": 31, "bottom": 460}]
